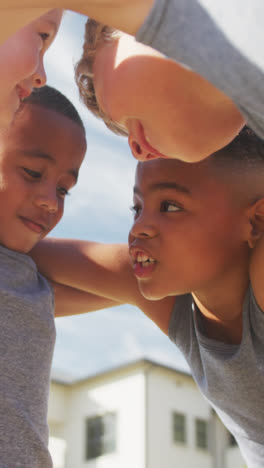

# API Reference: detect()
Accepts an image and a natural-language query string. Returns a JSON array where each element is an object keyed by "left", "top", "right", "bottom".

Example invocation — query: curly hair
[{"left": 75, "top": 18, "right": 128, "bottom": 137}]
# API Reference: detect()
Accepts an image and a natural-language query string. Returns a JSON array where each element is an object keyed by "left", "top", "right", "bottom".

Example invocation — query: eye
[
  {"left": 57, "top": 186, "right": 70, "bottom": 198},
  {"left": 39, "top": 32, "right": 50, "bottom": 43},
  {"left": 23, "top": 168, "right": 41, "bottom": 179},
  {"left": 130, "top": 204, "right": 141, "bottom": 218},
  {"left": 160, "top": 201, "right": 182, "bottom": 212}
]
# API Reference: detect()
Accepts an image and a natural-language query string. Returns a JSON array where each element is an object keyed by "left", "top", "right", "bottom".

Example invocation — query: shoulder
[{"left": 138, "top": 294, "right": 191, "bottom": 336}]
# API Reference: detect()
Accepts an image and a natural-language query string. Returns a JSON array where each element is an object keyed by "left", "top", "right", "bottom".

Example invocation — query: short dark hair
[
  {"left": 210, "top": 126, "right": 264, "bottom": 169},
  {"left": 22, "top": 85, "right": 85, "bottom": 133}
]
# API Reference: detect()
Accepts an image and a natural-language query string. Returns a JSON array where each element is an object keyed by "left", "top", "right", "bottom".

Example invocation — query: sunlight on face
[{"left": 0, "top": 9, "right": 63, "bottom": 128}]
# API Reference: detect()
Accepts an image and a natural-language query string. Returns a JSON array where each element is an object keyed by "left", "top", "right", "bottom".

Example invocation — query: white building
[{"left": 48, "top": 359, "right": 245, "bottom": 468}]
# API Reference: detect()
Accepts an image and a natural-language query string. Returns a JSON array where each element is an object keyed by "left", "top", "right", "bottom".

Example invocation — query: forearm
[
  {"left": 31, "top": 237, "right": 141, "bottom": 305},
  {"left": 40, "top": 239, "right": 176, "bottom": 335},
  {"left": 52, "top": 280, "right": 122, "bottom": 317},
  {"left": 0, "top": 0, "right": 154, "bottom": 44}
]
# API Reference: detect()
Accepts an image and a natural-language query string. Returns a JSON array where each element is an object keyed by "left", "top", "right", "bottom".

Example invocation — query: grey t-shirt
[
  {"left": 0, "top": 245, "right": 55, "bottom": 467},
  {"left": 168, "top": 286, "right": 264, "bottom": 468},
  {"left": 137, "top": 0, "right": 264, "bottom": 139}
]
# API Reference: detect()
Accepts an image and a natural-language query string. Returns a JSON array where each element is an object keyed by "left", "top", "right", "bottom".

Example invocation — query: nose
[
  {"left": 128, "top": 133, "right": 157, "bottom": 161},
  {"left": 34, "top": 188, "right": 58, "bottom": 213},
  {"left": 32, "top": 59, "right": 47, "bottom": 88},
  {"left": 129, "top": 212, "right": 158, "bottom": 240}
]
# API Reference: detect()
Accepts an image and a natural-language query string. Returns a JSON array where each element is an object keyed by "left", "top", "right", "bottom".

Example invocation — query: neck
[{"left": 192, "top": 256, "right": 250, "bottom": 344}]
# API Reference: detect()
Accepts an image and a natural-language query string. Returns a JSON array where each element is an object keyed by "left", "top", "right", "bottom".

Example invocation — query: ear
[{"left": 246, "top": 198, "right": 264, "bottom": 249}]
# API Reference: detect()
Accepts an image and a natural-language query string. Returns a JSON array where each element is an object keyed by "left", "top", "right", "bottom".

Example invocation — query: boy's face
[
  {"left": 0, "top": 104, "right": 86, "bottom": 253},
  {"left": 94, "top": 33, "right": 177, "bottom": 159},
  {"left": 93, "top": 33, "right": 229, "bottom": 162},
  {"left": 128, "top": 158, "right": 248, "bottom": 300},
  {"left": 0, "top": 9, "right": 63, "bottom": 128}
]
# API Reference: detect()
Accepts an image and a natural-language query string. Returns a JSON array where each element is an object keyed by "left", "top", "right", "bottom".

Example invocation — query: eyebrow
[
  {"left": 134, "top": 181, "right": 191, "bottom": 196},
  {"left": 18, "top": 149, "right": 79, "bottom": 183}
]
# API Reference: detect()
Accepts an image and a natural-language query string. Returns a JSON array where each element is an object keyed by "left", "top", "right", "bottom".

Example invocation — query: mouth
[
  {"left": 130, "top": 249, "right": 157, "bottom": 278},
  {"left": 19, "top": 216, "right": 48, "bottom": 234}
]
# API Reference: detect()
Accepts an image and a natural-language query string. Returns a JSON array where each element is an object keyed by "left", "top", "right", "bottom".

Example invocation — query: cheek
[
  {"left": 1, "top": 38, "right": 40, "bottom": 87},
  {"left": 105, "top": 68, "right": 136, "bottom": 123},
  {"left": 17, "top": 48, "right": 41, "bottom": 82},
  {"left": 46, "top": 201, "right": 64, "bottom": 235},
  {"left": 128, "top": 230, "right": 133, "bottom": 245},
  {"left": 54, "top": 203, "right": 64, "bottom": 227}
]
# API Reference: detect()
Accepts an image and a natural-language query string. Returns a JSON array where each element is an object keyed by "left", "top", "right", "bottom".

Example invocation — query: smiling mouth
[{"left": 20, "top": 216, "right": 47, "bottom": 234}]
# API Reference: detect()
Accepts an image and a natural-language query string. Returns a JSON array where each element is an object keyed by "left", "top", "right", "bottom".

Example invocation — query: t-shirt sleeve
[{"left": 168, "top": 294, "right": 193, "bottom": 350}]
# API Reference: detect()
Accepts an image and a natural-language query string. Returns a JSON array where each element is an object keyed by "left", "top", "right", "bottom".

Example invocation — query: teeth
[
  {"left": 137, "top": 253, "right": 149, "bottom": 262},
  {"left": 136, "top": 252, "right": 155, "bottom": 265}
]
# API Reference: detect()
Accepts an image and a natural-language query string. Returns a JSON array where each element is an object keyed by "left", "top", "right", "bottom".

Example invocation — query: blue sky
[{"left": 45, "top": 11, "right": 188, "bottom": 380}]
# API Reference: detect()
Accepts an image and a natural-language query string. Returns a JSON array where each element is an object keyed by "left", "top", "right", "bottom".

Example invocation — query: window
[
  {"left": 85, "top": 412, "right": 117, "bottom": 460},
  {"left": 195, "top": 418, "right": 208, "bottom": 450},
  {"left": 172, "top": 412, "right": 186, "bottom": 444}
]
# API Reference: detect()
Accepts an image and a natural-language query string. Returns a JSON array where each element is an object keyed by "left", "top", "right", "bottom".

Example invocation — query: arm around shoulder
[
  {"left": 32, "top": 237, "right": 175, "bottom": 333},
  {"left": 51, "top": 281, "right": 121, "bottom": 317},
  {"left": 31, "top": 237, "right": 147, "bottom": 305}
]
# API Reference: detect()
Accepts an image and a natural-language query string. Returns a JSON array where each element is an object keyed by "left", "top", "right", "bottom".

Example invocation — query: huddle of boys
[{"left": 1, "top": 2, "right": 264, "bottom": 468}]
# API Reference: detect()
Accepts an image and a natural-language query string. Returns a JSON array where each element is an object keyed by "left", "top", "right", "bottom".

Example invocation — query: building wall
[
  {"left": 48, "top": 363, "right": 246, "bottom": 468},
  {"left": 226, "top": 447, "right": 246, "bottom": 468},
  {"left": 48, "top": 383, "right": 69, "bottom": 468},
  {"left": 146, "top": 366, "right": 212, "bottom": 468},
  {"left": 50, "top": 369, "right": 146, "bottom": 468}
]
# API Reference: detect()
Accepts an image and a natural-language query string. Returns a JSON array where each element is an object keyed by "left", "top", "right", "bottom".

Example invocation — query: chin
[
  {"left": 2, "top": 239, "right": 34, "bottom": 254},
  {"left": 139, "top": 284, "right": 166, "bottom": 301}
]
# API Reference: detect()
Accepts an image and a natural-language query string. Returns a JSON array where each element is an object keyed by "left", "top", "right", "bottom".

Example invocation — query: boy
[
  {"left": 32, "top": 127, "right": 264, "bottom": 468},
  {"left": 0, "top": 85, "right": 116, "bottom": 467},
  {"left": 75, "top": 18, "right": 244, "bottom": 162}
]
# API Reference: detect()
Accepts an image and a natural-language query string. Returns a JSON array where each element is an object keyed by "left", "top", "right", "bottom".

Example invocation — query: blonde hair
[{"left": 75, "top": 19, "right": 128, "bottom": 136}]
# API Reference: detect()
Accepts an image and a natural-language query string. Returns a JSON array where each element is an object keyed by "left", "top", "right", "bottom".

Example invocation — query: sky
[{"left": 44, "top": 11, "right": 189, "bottom": 381}]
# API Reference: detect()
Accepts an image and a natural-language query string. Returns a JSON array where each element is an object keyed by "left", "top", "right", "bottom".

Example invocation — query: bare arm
[
  {"left": 31, "top": 237, "right": 175, "bottom": 334},
  {"left": 0, "top": 0, "right": 154, "bottom": 44},
  {"left": 51, "top": 280, "right": 121, "bottom": 317}
]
